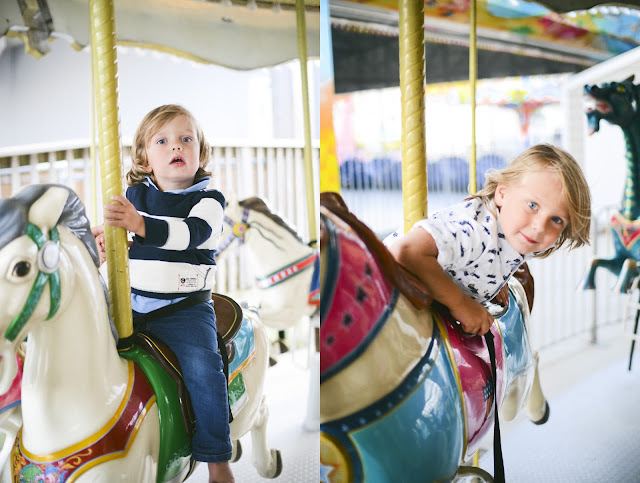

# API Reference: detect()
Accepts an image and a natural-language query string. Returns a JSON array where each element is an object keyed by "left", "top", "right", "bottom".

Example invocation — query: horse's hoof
[
  {"left": 231, "top": 440, "right": 242, "bottom": 463},
  {"left": 532, "top": 401, "right": 550, "bottom": 425},
  {"left": 272, "top": 449, "right": 283, "bottom": 479}
]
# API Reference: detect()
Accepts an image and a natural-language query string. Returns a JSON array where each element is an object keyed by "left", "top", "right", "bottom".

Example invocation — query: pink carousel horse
[
  {"left": 0, "top": 184, "right": 281, "bottom": 482},
  {"left": 319, "top": 193, "right": 548, "bottom": 482}
]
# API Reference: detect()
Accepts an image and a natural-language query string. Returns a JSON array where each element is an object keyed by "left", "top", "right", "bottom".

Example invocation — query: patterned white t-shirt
[{"left": 385, "top": 198, "right": 533, "bottom": 303}]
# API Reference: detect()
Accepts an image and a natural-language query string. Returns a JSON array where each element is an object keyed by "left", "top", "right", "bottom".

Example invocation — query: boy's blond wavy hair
[
  {"left": 126, "top": 104, "right": 211, "bottom": 186},
  {"left": 471, "top": 143, "right": 591, "bottom": 258}
]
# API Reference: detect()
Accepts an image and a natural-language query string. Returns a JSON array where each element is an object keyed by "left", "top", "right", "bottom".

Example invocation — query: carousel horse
[
  {"left": 218, "top": 196, "right": 319, "bottom": 347},
  {"left": 0, "top": 184, "right": 281, "bottom": 482},
  {"left": 582, "top": 75, "right": 640, "bottom": 293},
  {"left": 319, "top": 193, "right": 549, "bottom": 482}
]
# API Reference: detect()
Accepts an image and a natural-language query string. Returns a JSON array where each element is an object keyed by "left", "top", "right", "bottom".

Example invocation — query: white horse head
[{"left": 219, "top": 197, "right": 318, "bottom": 329}]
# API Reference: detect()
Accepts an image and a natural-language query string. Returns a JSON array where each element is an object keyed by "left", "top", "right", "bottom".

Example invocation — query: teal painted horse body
[{"left": 582, "top": 75, "right": 640, "bottom": 293}]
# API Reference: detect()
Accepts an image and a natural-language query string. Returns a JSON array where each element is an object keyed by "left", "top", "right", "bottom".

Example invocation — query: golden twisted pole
[
  {"left": 399, "top": 0, "right": 426, "bottom": 235},
  {"left": 469, "top": 0, "right": 478, "bottom": 195},
  {"left": 296, "top": 0, "right": 318, "bottom": 246},
  {"left": 89, "top": 0, "right": 133, "bottom": 341}
]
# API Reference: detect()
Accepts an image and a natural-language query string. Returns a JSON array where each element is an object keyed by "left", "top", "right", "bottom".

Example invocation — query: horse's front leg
[
  {"left": 614, "top": 258, "right": 639, "bottom": 293},
  {"left": 250, "top": 396, "right": 282, "bottom": 479},
  {"left": 525, "top": 351, "right": 550, "bottom": 425},
  {"left": 581, "top": 257, "right": 625, "bottom": 290}
]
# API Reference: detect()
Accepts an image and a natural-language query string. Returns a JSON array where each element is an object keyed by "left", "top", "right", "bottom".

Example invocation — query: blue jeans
[{"left": 135, "top": 300, "right": 232, "bottom": 462}]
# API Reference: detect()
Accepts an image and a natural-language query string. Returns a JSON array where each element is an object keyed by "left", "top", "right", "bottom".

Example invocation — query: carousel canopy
[
  {"left": 0, "top": 0, "right": 320, "bottom": 70},
  {"left": 330, "top": 0, "right": 640, "bottom": 92}
]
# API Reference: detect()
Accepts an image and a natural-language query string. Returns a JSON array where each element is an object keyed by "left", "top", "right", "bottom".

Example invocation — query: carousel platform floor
[
  {"left": 477, "top": 323, "right": 640, "bottom": 482},
  {"left": 187, "top": 349, "right": 319, "bottom": 482}
]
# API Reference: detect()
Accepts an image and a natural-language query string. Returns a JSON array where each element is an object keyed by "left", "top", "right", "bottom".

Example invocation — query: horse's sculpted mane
[
  {"left": 239, "top": 197, "right": 304, "bottom": 243},
  {"left": 320, "top": 192, "right": 432, "bottom": 310}
]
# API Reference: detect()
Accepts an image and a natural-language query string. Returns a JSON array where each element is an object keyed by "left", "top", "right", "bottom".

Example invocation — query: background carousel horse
[
  {"left": 582, "top": 75, "right": 640, "bottom": 293},
  {"left": 319, "top": 193, "right": 548, "bottom": 483},
  {"left": 0, "top": 184, "right": 281, "bottom": 482},
  {"left": 217, "top": 196, "right": 320, "bottom": 354}
]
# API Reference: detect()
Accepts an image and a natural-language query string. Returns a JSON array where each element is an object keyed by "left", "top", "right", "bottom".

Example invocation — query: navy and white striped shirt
[{"left": 126, "top": 177, "right": 225, "bottom": 312}]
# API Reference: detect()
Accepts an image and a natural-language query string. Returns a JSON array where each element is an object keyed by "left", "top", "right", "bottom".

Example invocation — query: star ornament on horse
[{"left": 219, "top": 208, "right": 250, "bottom": 255}]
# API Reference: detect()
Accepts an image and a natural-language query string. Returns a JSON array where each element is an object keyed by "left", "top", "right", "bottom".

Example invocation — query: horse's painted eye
[{"left": 12, "top": 261, "right": 31, "bottom": 277}]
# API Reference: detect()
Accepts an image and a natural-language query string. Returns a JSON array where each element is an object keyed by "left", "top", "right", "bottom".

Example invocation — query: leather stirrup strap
[{"left": 485, "top": 331, "right": 505, "bottom": 483}]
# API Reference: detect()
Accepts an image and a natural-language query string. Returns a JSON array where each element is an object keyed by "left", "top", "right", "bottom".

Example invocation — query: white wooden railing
[{"left": 0, "top": 139, "right": 319, "bottom": 295}]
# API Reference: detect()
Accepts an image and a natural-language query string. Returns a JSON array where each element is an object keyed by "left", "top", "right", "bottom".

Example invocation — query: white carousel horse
[
  {"left": 217, "top": 196, "right": 319, "bottom": 332},
  {"left": 0, "top": 184, "right": 281, "bottom": 482},
  {"left": 218, "top": 196, "right": 320, "bottom": 430},
  {"left": 319, "top": 193, "right": 548, "bottom": 482}
]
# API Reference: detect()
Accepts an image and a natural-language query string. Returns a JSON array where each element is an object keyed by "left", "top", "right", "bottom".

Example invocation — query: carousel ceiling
[
  {"left": 330, "top": 0, "right": 640, "bottom": 92},
  {"left": 0, "top": 0, "right": 320, "bottom": 70}
]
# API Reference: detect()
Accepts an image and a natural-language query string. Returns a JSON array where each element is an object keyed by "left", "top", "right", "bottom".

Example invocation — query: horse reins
[
  {"left": 484, "top": 330, "right": 505, "bottom": 483},
  {"left": 6, "top": 223, "right": 61, "bottom": 342},
  {"left": 256, "top": 253, "right": 318, "bottom": 289}
]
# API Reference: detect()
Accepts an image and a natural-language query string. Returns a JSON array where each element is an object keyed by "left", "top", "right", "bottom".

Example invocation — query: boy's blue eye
[
  {"left": 182, "top": 136, "right": 193, "bottom": 142},
  {"left": 527, "top": 201, "right": 537, "bottom": 210},
  {"left": 157, "top": 139, "right": 166, "bottom": 144},
  {"left": 552, "top": 216, "right": 564, "bottom": 225}
]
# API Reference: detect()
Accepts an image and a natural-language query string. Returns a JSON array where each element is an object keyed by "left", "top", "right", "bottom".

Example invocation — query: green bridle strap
[{"left": 5, "top": 224, "right": 61, "bottom": 342}]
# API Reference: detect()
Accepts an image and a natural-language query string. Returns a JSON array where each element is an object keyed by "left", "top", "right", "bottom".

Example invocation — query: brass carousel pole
[
  {"left": 88, "top": 0, "right": 133, "bottom": 343},
  {"left": 469, "top": 0, "right": 478, "bottom": 195},
  {"left": 89, "top": 27, "right": 98, "bottom": 225},
  {"left": 470, "top": 0, "right": 481, "bottom": 468},
  {"left": 296, "top": 0, "right": 318, "bottom": 247},
  {"left": 399, "top": 0, "right": 426, "bottom": 235}
]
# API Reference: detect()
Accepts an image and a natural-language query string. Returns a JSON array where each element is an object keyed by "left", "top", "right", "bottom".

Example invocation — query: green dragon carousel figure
[{"left": 582, "top": 75, "right": 640, "bottom": 294}]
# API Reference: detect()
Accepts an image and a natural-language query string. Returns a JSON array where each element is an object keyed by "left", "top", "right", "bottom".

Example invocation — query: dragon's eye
[
  {"left": 617, "top": 85, "right": 626, "bottom": 93},
  {"left": 12, "top": 261, "right": 31, "bottom": 277}
]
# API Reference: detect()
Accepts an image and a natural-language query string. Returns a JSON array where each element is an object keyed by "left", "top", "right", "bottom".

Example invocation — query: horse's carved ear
[
  {"left": 28, "top": 186, "right": 69, "bottom": 229},
  {"left": 624, "top": 74, "right": 635, "bottom": 83}
]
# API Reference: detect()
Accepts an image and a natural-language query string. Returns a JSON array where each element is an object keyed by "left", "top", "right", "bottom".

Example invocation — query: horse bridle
[
  {"left": 220, "top": 207, "right": 317, "bottom": 289},
  {"left": 5, "top": 223, "right": 61, "bottom": 342},
  {"left": 218, "top": 207, "right": 251, "bottom": 256}
]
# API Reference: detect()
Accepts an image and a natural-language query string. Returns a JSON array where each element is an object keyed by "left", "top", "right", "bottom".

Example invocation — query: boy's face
[
  {"left": 495, "top": 168, "right": 569, "bottom": 255},
  {"left": 144, "top": 115, "right": 201, "bottom": 191}
]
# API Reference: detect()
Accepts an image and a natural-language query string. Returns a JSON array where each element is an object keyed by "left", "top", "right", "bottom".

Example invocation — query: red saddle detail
[
  {"left": 11, "top": 361, "right": 155, "bottom": 482},
  {"left": 611, "top": 213, "right": 640, "bottom": 249},
  {"left": 320, "top": 216, "right": 393, "bottom": 376}
]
